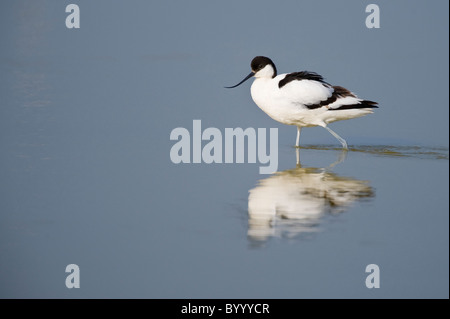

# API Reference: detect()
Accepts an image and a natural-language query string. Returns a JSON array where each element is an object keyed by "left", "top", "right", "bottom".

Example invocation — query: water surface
[{"left": 0, "top": 0, "right": 448, "bottom": 299}]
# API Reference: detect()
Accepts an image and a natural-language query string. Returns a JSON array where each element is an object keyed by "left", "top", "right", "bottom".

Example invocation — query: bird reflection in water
[{"left": 248, "top": 149, "right": 374, "bottom": 245}]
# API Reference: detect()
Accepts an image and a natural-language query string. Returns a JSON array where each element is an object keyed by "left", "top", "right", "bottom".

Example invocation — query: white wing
[{"left": 276, "top": 73, "right": 333, "bottom": 108}]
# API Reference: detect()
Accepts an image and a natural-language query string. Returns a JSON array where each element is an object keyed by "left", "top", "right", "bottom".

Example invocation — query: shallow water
[
  {"left": 300, "top": 145, "right": 449, "bottom": 160},
  {"left": 0, "top": 1, "right": 448, "bottom": 299}
]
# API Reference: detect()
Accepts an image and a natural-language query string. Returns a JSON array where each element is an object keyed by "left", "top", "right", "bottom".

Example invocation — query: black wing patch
[
  {"left": 278, "top": 71, "right": 329, "bottom": 89},
  {"left": 327, "top": 86, "right": 378, "bottom": 110},
  {"left": 329, "top": 100, "right": 378, "bottom": 111},
  {"left": 304, "top": 86, "right": 354, "bottom": 110},
  {"left": 332, "top": 86, "right": 356, "bottom": 98},
  {"left": 304, "top": 85, "right": 378, "bottom": 110}
]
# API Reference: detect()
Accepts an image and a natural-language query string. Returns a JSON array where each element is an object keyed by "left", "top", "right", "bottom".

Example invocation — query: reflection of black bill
[{"left": 225, "top": 72, "right": 254, "bottom": 88}]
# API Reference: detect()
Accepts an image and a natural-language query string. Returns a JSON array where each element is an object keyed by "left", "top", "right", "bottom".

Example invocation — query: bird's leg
[
  {"left": 323, "top": 126, "right": 348, "bottom": 150},
  {"left": 328, "top": 149, "right": 348, "bottom": 169},
  {"left": 296, "top": 126, "right": 301, "bottom": 148}
]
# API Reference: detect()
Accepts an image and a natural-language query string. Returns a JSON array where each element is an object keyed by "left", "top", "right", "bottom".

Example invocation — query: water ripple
[{"left": 298, "top": 145, "right": 449, "bottom": 160}]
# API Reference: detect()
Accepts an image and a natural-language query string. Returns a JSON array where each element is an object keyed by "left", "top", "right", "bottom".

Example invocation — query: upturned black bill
[{"left": 225, "top": 72, "right": 255, "bottom": 88}]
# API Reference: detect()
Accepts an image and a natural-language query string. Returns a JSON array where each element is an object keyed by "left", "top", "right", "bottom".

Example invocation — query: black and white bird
[{"left": 226, "top": 56, "right": 378, "bottom": 149}]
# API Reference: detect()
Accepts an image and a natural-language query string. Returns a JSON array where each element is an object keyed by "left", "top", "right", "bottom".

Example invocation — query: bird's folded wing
[{"left": 279, "top": 77, "right": 333, "bottom": 108}]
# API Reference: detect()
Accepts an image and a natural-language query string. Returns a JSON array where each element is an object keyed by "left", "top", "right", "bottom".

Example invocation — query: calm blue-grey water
[{"left": 0, "top": 1, "right": 448, "bottom": 298}]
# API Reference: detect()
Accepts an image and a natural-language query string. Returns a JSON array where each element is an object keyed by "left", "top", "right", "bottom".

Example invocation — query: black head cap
[{"left": 251, "top": 56, "right": 277, "bottom": 77}]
